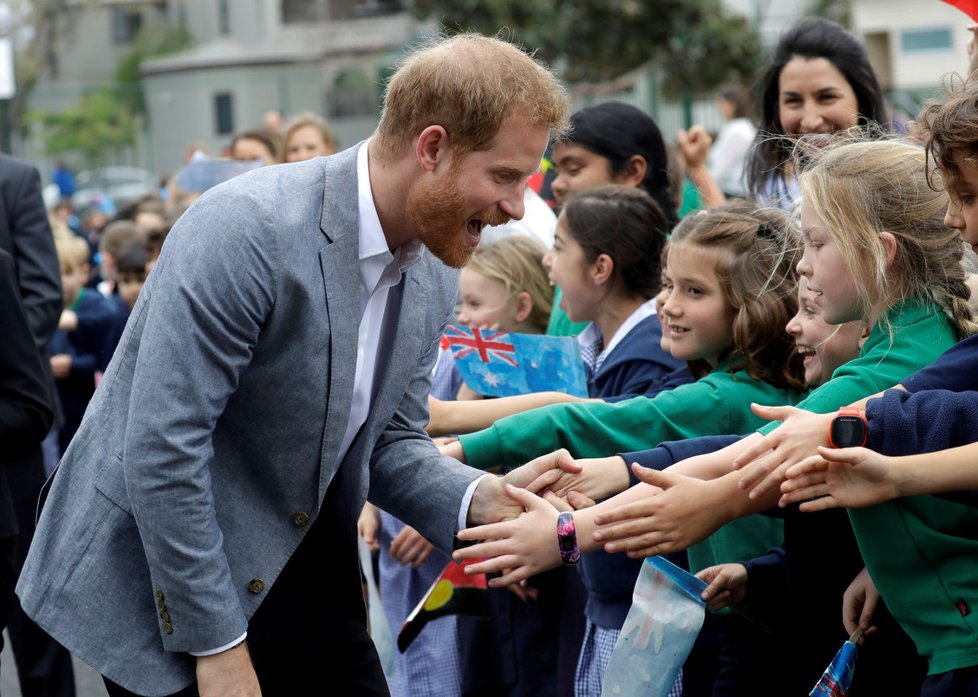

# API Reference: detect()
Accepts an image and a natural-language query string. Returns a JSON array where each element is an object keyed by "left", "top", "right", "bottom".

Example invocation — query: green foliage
[
  {"left": 807, "top": 0, "right": 852, "bottom": 28},
  {"left": 410, "top": 0, "right": 761, "bottom": 94},
  {"left": 28, "top": 86, "right": 136, "bottom": 165},
  {"left": 29, "top": 21, "right": 192, "bottom": 165}
]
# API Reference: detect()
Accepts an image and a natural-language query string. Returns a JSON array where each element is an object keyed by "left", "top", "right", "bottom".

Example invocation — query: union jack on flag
[
  {"left": 444, "top": 326, "right": 519, "bottom": 367},
  {"left": 440, "top": 324, "right": 588, "bottom": 398}
]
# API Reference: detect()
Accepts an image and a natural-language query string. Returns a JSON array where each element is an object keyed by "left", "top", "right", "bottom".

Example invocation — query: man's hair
[{"left": 372, "top": 33, "right": 569, "bottom": 162}]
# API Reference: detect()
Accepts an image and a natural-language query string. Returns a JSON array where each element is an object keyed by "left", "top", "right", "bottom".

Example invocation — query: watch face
[{"left": 831, "top": 415, "right": 866, "bottom": 448}]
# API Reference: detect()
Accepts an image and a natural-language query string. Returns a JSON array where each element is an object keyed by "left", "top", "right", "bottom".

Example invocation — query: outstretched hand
[
  {"left": 780, "top": 446, "right": 900, "bottom": 511},
  {"left": 525, "top": 455, "right": 629, "bottom": 503},
  {"left": 454, "top": 484, "right": 562, "bottom": 587},
  {"left": 591, "top": 464, "right": 725, "bottom": 558},
  {"left": 732, "top": 404, "right": 834, "bottom": 499},
  {"left": 389, "top": 525, "right": 436, "bottom": 568}
]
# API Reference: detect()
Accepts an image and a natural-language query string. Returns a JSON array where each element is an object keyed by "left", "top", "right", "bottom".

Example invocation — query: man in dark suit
[
  {"left": 0, "top": 248, "right": 54, "bottom": 677},
  {"left": 0, "top": 153, "right": 76, "bottom": 697}
]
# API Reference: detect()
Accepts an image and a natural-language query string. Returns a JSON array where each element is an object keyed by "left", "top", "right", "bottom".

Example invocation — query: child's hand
[
  {"left": 677, "top": 125, "right": 712, "bottom": 169},
  {"left": 50, "top": 354, "right": 72, "bottom": 379},
  {"left": 732, "top": 405, "right": 835, "bottom": 499},
  {"left": 58, "top": 309, "right": 78, "bottom": 331},
  {"left": 592, "top": 464, "right": 721, "bottom": 558},
  {"left": 357, "top": 502, "right": 380, "bottom": 553},
  {"left": 842, "top": 567, "right": 879, "bottom": 636},
  {"left": 426, "top": 395, "right": 450, "bottom": 437},
  {"left": 389, "top": 525, "right": 435, "bottom": 569},
  {"left": 525, "top": 456, "right": 630, "bottom": 504},
  {"left": 780, "top": 446, "right": 901, "bottom": 511},
  {"left": 696, "top": 563, "right": 748, "bottom": 612},
  {"left": 454, "top": 484, "right": 562, "bottom": 587},
  {"left": 501, "top": 449, "right": 582, "bottom": 494}
]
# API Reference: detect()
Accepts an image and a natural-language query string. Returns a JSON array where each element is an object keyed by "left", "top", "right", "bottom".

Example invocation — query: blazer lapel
[{"left": 317, "top": 148, "right": 361, "bottom": 500}]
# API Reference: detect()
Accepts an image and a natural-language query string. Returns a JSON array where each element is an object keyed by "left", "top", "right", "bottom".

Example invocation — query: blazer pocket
[{"left": 92, "top": 452, "right": 134, "bottom": 515}]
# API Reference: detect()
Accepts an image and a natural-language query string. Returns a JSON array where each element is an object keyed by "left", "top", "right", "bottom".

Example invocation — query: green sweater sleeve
[
  {"left": 758, "top": 299, "right": 958, "bottom": 435},
  {"left": 459, "top": 366, "right": 801, "bottom": 470}
]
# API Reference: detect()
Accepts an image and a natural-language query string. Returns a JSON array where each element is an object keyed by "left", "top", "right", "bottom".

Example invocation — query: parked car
[{"left": 69, "top": 166, "right": 160, "bottom": 211}]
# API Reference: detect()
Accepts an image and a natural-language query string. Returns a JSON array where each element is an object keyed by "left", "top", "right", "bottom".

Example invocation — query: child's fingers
[
  {"left": 542, "top": 491, "right": 572, "bottom": 513},
  {"left": 456, "top": 520, "right": 513, "bottom": 543},
  {"left": 488, "top": 563, "right": 534, "bottom": 588},
  {"left": 567, "top": 490, "right": 595, "bottom": 510},
  {"left": 452, "top": 537, "right": 512, "bottom": 560},
  {"left": 524, "top": 469, "right": 563, "bottom": 495},
  {"left": 797, "top": 494, "right": 839, "bottom": 513}
]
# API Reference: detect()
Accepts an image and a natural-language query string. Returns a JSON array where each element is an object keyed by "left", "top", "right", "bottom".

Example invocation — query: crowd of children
[{"left": 429, "top": 15, "right": 978, "bottom": 697}]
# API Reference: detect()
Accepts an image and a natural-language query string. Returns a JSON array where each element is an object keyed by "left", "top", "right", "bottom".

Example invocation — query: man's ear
[
  {"left": 416, "top": 126, "right": 450, "bottom": 173},
  {"left": 513, "top": 291, "right": 534, "bottom": 323},
  {"left": 879, "top": 231, "right": 898, "bottom": 266}
]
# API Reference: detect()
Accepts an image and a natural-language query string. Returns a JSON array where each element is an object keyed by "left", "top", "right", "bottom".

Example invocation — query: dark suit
[
  {"left": 0, "top": 154, "right": 75, "bottom": 697},
  {"left": 0, "top": 247, "right": 53, "bottom": 657}
]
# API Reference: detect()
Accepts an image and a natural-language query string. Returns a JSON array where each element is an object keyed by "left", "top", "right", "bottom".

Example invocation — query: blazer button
[
  {"left": 155, "top": 589, "right": 165, "bottom": 601},
  {"left": 248, "top": 578, "right": 266, "bottom": 594},
  {"left": 292, "top": 511, "right": 310, "bottom": 527},
  {"left": 162, "top": 622, "right": 173, "bottom": 635},
  {"left": 159, "top": 610, "right": 171, "bottom": 623},
  {"left": 157, "top": 599, "right": 166, "bottom": 610}
]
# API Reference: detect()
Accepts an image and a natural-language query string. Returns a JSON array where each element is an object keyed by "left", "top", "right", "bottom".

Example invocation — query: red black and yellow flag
[{"left": 397, "top": 558, "right": 488, "bottom": 653}]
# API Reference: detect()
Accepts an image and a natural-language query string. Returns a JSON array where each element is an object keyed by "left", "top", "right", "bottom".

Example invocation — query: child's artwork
[
  {"left": 443, "top": 325, "right": 588, "bottom": 397},
  {"left": 602, "top": 556, "right": 708, "bottom": 697}
]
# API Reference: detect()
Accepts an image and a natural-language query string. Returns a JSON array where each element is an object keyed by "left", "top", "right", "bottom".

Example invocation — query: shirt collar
[{"left": 356, "top": 141, "right": 425, "bottom": 290}]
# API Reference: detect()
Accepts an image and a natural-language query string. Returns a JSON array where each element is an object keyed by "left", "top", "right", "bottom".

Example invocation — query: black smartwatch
[{"left": 828, "top": 406, "right": 867, "bottom": 448}]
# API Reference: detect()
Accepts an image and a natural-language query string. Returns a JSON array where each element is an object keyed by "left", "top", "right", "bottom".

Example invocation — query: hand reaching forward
[
  {"left": 591, "top": 464, "right": 727, "bottom": 558},
  {"left": 780, "top": 446, "right": 900, "bottom": 511},
  {"left": 454, "top": 484, "right": 562, "bottom": 587},
  {"left": 525, "top": 455, "right": 630, "bottom": 503},
  {"left": 732, "top": 405, "right": 834, "bottom": 499}
]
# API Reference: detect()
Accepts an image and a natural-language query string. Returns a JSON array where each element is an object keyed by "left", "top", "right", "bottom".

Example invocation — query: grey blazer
[{"left": 16, "top": 145, "right": 485, "bottom": 695}]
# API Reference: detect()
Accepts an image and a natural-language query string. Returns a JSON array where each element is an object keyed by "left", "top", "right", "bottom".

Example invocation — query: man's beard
[{"left": 407, "top": 166, "right": 511, "bottom": 269}]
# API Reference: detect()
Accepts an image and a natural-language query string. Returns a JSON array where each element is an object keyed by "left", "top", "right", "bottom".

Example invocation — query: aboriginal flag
[{"left": 397, "top": 558, "right": 489, "bottom": 653}]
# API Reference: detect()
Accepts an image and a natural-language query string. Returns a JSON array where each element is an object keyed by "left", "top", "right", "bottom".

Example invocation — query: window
[
  {"left": 111, "top": 8, "right": 143, "bottom": 45},
  {"left": 215, "top": 93, "right": 234, "bottom": 136},
  {"left": 901, "top": 27, "right": 953, "bottom": 53}
]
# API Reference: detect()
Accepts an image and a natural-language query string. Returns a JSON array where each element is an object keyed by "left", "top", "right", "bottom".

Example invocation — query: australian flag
[{"left": 443, "top": 324, "right": 588, "bottom": 398}]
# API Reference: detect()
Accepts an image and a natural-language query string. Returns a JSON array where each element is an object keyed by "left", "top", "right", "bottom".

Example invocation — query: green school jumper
[
  {"left": 760, "top": 298, "right": 977, "bottom": 673},
  {"left": 460, "top": 359, "right": 805, "bottom": 569}
]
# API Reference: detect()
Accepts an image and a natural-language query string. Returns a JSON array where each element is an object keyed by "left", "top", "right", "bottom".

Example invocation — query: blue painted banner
[{"left": 443, "top": 325, "right": 588, "bottom": 398}]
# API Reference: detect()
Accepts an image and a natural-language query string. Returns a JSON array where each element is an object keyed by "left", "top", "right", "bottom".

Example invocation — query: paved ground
[{"left": 1, "top": 631, "right": 108, "bottom": 696}]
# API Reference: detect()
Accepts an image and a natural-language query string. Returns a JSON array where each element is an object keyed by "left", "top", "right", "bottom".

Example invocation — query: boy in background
[{"left": 49, "top": 235, "right": 114, "bottom": 455}]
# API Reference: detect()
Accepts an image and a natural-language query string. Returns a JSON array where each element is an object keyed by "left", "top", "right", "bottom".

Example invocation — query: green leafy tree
[
  {"left": 410, "top": 0, "right": 761, "bottom": 95},
  {"left": 29, "top": 22, "right": 192, "bottom": 165}
]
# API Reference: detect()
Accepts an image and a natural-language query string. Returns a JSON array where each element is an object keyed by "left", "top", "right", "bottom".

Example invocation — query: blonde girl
[{"left": 283, "top": 112, "right": 338, "bottom": 163}]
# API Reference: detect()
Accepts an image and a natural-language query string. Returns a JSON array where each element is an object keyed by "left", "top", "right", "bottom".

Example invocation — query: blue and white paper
[
  {"left": 443, "top": 325, "right": 587, "bottom": 398},
  {"left": 602, "top": 556, "right": 708, "bottom": 697}
]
